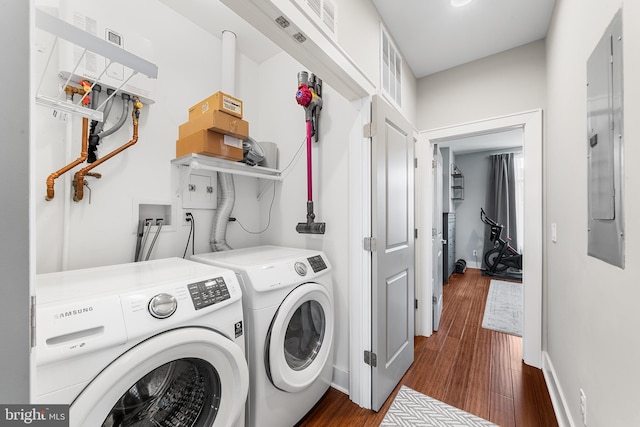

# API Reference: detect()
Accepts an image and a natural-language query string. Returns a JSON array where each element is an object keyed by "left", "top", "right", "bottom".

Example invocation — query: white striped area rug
[{"left": 380, "top": 386, "right": 496, "bottom": 427}]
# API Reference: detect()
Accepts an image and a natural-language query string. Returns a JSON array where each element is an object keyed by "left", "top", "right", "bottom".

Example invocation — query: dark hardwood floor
[{"left": 298, "top": 268, "right": 558, "bottom": 426}]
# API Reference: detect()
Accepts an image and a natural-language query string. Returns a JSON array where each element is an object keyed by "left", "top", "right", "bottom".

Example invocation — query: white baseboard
[
  {"left": 466, "top": 260, "right": 482, "bottom": 269},
  {"left": 331, "top": 366, "right": 349, "bottom": 395},
  {"left": 542, "top": 351, "right": 576, "bottom": 427}
]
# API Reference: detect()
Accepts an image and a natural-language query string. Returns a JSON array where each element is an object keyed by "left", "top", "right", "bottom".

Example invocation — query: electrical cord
[
  {"left": 234, "top": 182, "right": 277, "bottom": 234},
  {"left": 280, "top": 137, "right": 306, "bottom": 178},
  {"left": 231, "top": 137, "right": 304, "bottom": 235},
  {"left": 183, "top": 213, "right": 195, "bottom": 258}
]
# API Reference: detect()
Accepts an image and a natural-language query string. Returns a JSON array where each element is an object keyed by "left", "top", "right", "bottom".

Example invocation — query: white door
[
  {"left": 70, "top": 328, "right": 248, "bottom": 427},
  {"left": 432, "top": 146, "right": 444, "bottom": 330},
  {"left": 266, "top": 283, "right": 334, "bottom": 393},
  {"left": 371, "top": 95, "right": 415, "bottom": 411}
]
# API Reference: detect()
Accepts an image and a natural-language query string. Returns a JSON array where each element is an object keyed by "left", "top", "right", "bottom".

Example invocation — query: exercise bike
[{"left": 480, "top": 208, "right": 522, "bottom": 273}]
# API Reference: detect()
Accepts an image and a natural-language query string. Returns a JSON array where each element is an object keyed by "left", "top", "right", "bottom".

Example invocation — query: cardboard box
[
  {"left": 176, "top": 130, "right": 243, "bottom": 161},
  {"left": 188, "top": 91, "right": 243, "bottom": 120},
  {"left": 179, "top": 109, "right": 249, "bottom": 139}
]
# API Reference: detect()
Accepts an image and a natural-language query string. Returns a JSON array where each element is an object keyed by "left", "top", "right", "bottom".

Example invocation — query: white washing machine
[
  {"left": 191, "top": 246, "right": 334, "bottom": 427},
  {"left": 35, "top": 257, "right": 249, "bottom": 427}
]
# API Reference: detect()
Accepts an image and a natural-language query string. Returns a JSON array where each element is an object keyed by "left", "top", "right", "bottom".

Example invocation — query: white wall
[
  {"left": 416, "top": 40, "right": 546, "bottom": 131},
  {"left": 256, "top": 51, "right": 357, "bottom": 390},
  {"left": 34, "top": 0, "right": 263, "bottom": 273},
  {"left": 338, "top": 0, "right": 417, "bottom": 124},
  {"left": 454, "top": 147, "right": 522, "bottom": 269},
  {"left": 453, "top": 152, "right": 489, "bottom": 268},
  {"left": 545, "top": 1, "right": 640, "bottom": 425}
]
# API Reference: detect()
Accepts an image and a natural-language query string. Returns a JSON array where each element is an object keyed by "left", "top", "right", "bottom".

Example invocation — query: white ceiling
[
  {"left": 161, "top": 0, "right": 556, "bottom": 79},
  {"left": 371, "top": 0, "right": 556, "bottom": 78},
  {"left": 158, "top": 0, "right": 281, "bottom": 64},
  {"left": 159, "top": 0, "right": 540, "bottom": 152}
]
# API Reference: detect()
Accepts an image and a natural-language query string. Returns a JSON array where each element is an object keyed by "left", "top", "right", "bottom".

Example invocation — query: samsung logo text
[{"left": 54, "top": 306, "right": 93, "bottom": 319}]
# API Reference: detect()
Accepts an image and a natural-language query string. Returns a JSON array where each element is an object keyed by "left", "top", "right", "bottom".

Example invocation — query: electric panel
[{"left": 587, "top": 10, "right": 624, "bottom": 268}]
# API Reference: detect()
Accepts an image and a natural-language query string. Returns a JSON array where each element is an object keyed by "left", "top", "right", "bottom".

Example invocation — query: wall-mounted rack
[
  {"left": 451, "top": 164, "right": 464, "bottom": 200},
  {"left": 172, "top": 154, "right": 283, "bottom": 200},
  {"left": 34, "top": 8, "right": 158, "bottom": 121},
  {"left": 172, "top": 154, "right": 282, "bottom": 181}
]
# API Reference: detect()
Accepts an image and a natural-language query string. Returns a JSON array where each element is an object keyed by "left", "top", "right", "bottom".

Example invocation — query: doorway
[{"left": 416, "top": 110, "right": 543, "bottom": 368}]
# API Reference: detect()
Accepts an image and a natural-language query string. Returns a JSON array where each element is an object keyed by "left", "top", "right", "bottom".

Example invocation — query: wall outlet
[
  {"left": 579, "top": 388, "right": 587, "bottom": 426},
  {"left": 183, "top": 212, "right": 193, "bottom": 226}
]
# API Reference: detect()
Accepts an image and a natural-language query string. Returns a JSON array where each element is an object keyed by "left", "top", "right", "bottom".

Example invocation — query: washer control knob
[
  {"left": 294, "top": 262, "right": 308, "bottom": 276},
  {"left": 148, "top": 293, "right": 177, "bottom": 319}
]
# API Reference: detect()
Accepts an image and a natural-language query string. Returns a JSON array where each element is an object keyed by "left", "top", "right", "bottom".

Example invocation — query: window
[{"left": 381, "top": 26, "right": 402, "bottom": 107}]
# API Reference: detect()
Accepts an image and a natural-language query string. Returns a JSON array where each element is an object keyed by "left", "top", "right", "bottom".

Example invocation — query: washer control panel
[
  {"left": 307, "top": 255, "right": 328, "bottom": 273},
  {"left": 187, "top": 277, "right": 230, "bottom": 310}
]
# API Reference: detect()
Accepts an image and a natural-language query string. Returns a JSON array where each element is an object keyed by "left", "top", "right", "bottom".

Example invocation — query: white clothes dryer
[
  {"left": 35, "top": 258, "right": 248, "bottom": 427},
  {"left": 191, "top": 246, "right": 334, "bottom": 427}
]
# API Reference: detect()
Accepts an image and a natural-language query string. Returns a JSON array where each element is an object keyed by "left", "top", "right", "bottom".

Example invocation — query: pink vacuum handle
[{"left": 306, "top": 120, "right": 313, "bottom": 201}]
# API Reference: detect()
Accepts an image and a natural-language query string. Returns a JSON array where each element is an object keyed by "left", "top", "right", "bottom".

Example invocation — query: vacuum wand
[{"left": 295, "top": 71, "right": 325, "bottom": 235}]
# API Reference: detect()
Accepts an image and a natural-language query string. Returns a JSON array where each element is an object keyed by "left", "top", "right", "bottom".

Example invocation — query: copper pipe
[
  {"left": 73, "top": 99, "right": 142, "bottom": 202},
  {"left": 45, "top": 117, "right": 89, "bottom": 201}
]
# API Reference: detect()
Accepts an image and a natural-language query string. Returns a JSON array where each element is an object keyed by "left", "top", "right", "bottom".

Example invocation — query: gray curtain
[{"left": 484, "top": 153, "right": 518, "bottom": 262}]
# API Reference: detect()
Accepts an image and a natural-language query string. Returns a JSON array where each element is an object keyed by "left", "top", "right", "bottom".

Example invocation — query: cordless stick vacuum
[{"left": 295, "top": 71, "right": 326, "bottom": 234}]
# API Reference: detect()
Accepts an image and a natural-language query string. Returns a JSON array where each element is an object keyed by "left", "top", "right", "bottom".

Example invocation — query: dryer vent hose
[{"left": 210, "top": 172, "right": 234, "bottom": 251}]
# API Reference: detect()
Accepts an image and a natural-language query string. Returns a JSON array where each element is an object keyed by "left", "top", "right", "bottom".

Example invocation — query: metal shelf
[
  {"left": 172, "top": 153, "right": 283, "bottom": 181},
  {"left": 35, "top": 8, "right": 158, "bottom": 120},
  {"left": 172, "top": 154, "right": 282, "bottom": 201},
  {"left": 451, "top": 164, "right": 464, "bottom": 200}
]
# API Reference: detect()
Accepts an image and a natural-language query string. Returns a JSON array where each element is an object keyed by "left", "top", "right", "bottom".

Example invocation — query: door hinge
[
  {"left": 414, "top": 158, "right": 418, "bottom": 169},
  {"left": 433, "top": 296, "right": 437, "bottom": 304},
  {"left": 363, "top": 237, "right": 377, "bottom": 252},
  {"left": 30, "top": 295, "right": 36, "bottom": 348},
  {"left": 415, "top": 298, "right": 418, "bottom": 309},
  {"left": 432, "top": 159, "right": 436, "bottom": 169},
  {"left": 363, "top": 122, "right": 376, "bottom": 138},
  {"left": 364, "top": 350, "right": 377, "bottom": 367},
  {"left": 414, "top": 228, "right": 418, "bottom": 239}
]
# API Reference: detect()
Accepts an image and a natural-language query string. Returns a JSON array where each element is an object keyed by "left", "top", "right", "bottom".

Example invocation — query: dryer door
[
  {"left": 70, "top": 328, "right": 248, "bottom": 427},
  {"left": 267, "top": 283, "right": 334, "bottom": 393}
]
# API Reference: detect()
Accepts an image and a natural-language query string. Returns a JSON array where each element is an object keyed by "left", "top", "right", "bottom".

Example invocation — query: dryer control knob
[
  {"left": 294, "top": 262, "right": 308, "bottom": 276},
  {"left": 148, "top": 293, "right": 177, "bottom": 319}
]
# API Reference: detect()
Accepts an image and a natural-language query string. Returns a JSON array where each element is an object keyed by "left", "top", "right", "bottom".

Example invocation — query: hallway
[{"left": 299, "top": 268, "right": 558, "bottom": 426}]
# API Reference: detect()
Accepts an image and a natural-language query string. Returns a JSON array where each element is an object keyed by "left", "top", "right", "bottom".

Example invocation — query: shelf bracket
[{"left": 176, "top": 164, "right": 195, "bottom": 198}]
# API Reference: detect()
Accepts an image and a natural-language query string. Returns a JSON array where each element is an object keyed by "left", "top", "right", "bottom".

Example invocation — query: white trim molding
[
  {"left": 417, "top": 110, "right": 543, "bottom": 368},
  {"left": 543, "top": 351, "right": 576, "bottom": 427},
  {"left": 348, "top": 96, "right": 372, "bottom": 408}
]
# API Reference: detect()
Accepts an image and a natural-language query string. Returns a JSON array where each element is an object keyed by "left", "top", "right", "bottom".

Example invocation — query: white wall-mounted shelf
[
  {"left": 35, "top": 8, "right": 158, "bottom": 121},
  {"left": 171, "top": 153, "right": 282, "bottom": 181},
  {"left": 172, "top": 154, "right": 283, "bottom": 201}
]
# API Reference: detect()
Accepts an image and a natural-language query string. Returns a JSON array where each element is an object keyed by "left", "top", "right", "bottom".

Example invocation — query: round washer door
[
  {"left": 70, "top": 327, "right": 248, "bottom": 427},
  {"left": 267, "top": 283, "right": 334, "bottom": 393}
]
